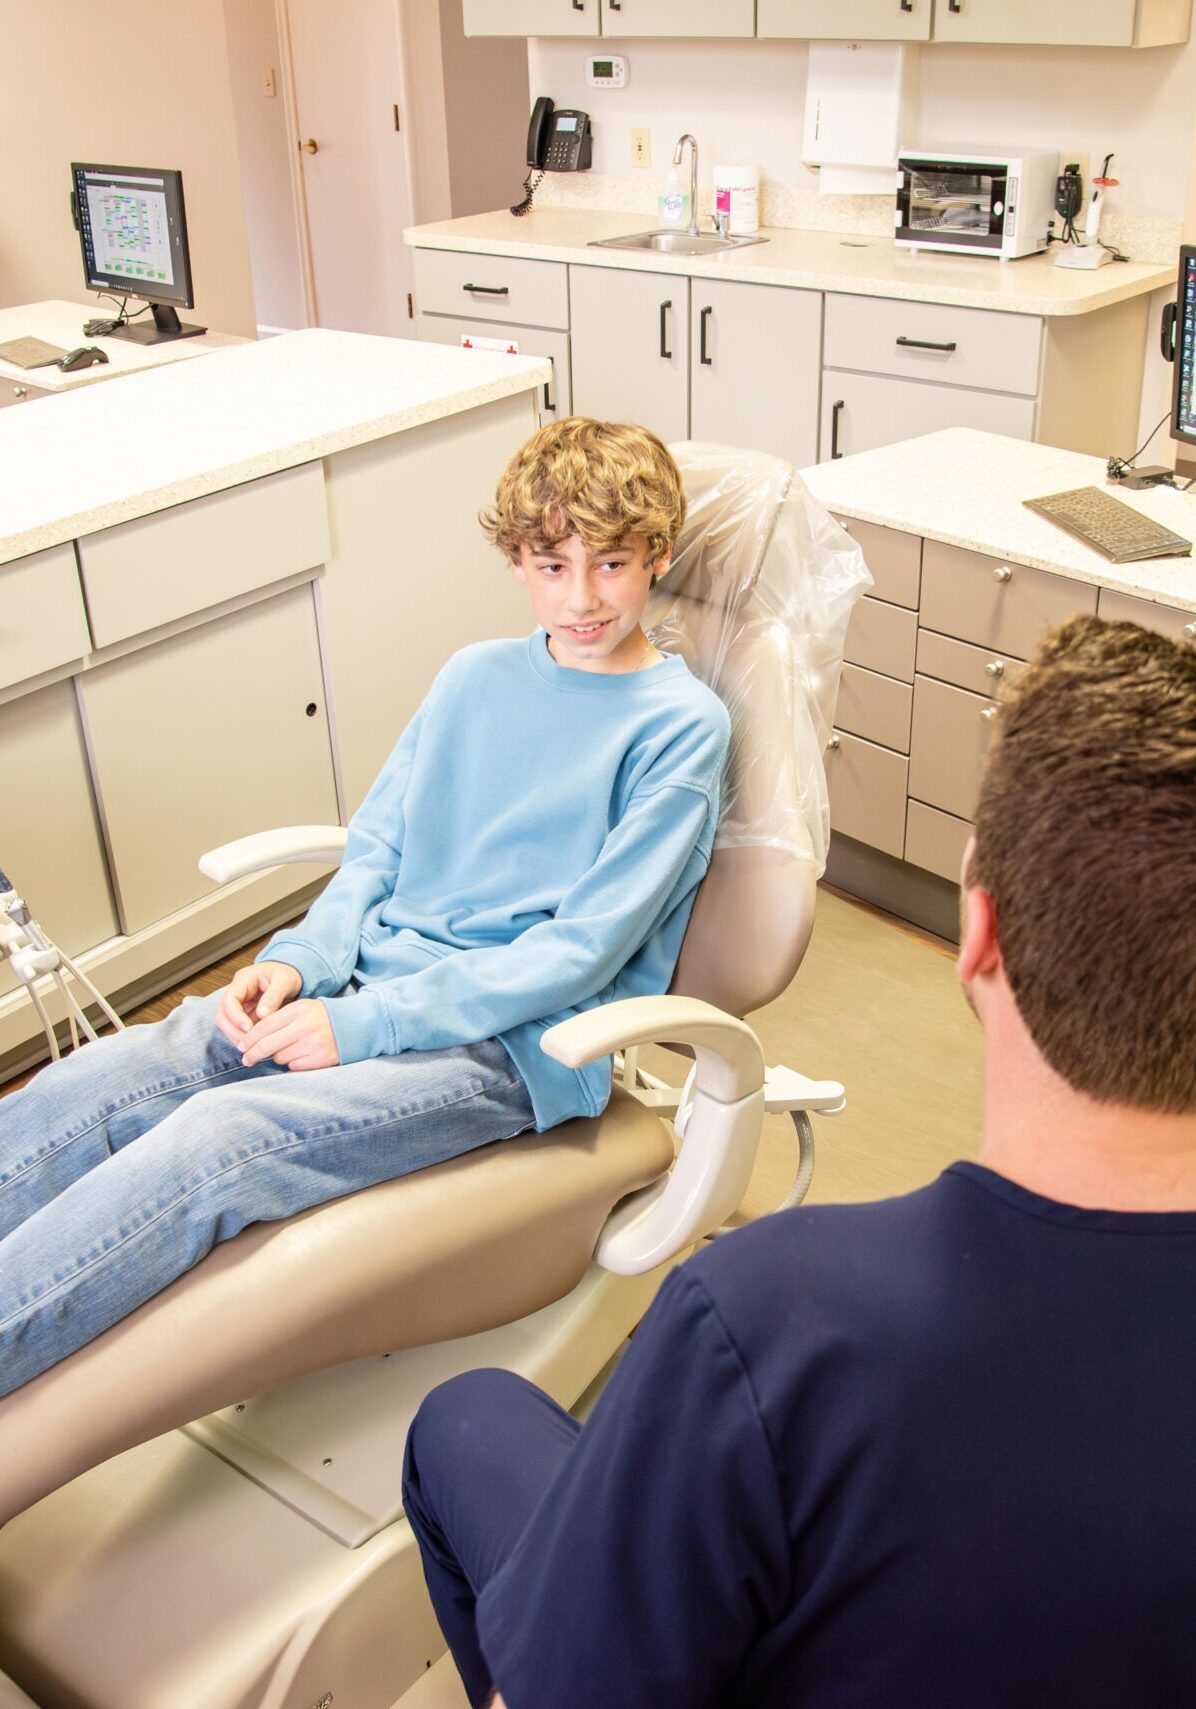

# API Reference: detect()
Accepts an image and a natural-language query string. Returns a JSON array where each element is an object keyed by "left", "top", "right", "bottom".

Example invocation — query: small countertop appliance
[{"left": 896, "top": 148, "right": 1059, "bottom": 260}]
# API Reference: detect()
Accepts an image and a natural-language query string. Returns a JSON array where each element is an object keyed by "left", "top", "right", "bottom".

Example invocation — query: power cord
[
  {"left": 1106, "top": 409, "right": 1176, "bottom": 488},
  {"left": 82, "top": 294, "right": 154, "bottom": 337}
]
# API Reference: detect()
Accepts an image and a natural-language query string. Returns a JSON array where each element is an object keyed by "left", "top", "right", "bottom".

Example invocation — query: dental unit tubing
[
  {"left": 542, "top": 994, "right": 766, "bottom": 1273},
  {"left": 0, "top": 867, "right": 124, "bottom": 1057}
]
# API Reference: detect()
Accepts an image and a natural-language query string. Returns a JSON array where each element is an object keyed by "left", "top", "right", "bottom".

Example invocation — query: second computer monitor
[{"left": 72, "top": 163, "right": 205, "bottom": 343}]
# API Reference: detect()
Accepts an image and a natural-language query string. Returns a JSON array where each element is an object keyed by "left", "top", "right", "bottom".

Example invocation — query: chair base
[{"left": 0, "top": 1258, "right": 678, "bottom": 1709}]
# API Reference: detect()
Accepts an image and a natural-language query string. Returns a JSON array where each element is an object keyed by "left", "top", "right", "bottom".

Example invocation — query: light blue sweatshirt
[{"left": 261, "top": 634, "right": 730, "bottom": 1130}]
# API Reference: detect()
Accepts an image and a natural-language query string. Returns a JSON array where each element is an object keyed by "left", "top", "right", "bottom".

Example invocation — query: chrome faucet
[{"left": 673, "top": 133, "right": 699, "bottom": 237}]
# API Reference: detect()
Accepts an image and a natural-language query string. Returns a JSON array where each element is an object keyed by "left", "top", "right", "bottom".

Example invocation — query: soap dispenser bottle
[{"left": 658, "top": 166, "right": 689, "bottom": 229}]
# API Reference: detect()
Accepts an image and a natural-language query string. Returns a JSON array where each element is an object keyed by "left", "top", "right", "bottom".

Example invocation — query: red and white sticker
[{"left": 460, "top": 334, "right": 520, "bottom": 354}]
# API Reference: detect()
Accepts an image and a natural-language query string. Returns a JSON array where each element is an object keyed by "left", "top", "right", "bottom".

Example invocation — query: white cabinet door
[
  {"left": 463, "top": 0, "right": 599, "bottom": 33},
  {"left": 602, "top": 0, "right": 755, "bottom": 34},
  {"left": 416, "top": 314, "right": 571, "bottom": 426},
  {"left": 0, "top": 682, "right": 118, "bottom": 1000},
  {"left": 820, "top": 371, "right": 1035, "bottom": 462},
  {"left": 930, "top": 0, "right": 1182, "bottom": 46},
  {"left": 79, "top": 586, "right": 339, "bottom": 936},
  {"left": 569, "top": 267, "right": 690, "bottom": 445},
  {"left": 690, "top": 280, "right": 822, "bottom": 469},
  {"left": 758, "top": 0, "right": 932, "bottom": 40}
]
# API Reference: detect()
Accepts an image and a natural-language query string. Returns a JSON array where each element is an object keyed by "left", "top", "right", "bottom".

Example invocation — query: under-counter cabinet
[
  {"left": 78, "top": 586, "right": 339, "bottom": 937},
  {"left": 758, "top": 0, "right": 932, "bottom": 40},
  {"left": 571, "top": 269, "right": 822, "bottom": 467},
  {"left": 823, "top": 290, "right": 1151, "bottom": 462},
  {"left": 570, "top": 266, "right": 691, "bottom": 445},
  {"left": 690, "top": 279, "right": 822, "bottom": 469},
  {"left": 930, "top": 0, "right": 1190, "bottom": 47},
  {"left": 413, "top": 250, "right": 570, "bottom": 426},
  {"left": 462, "top": 0, "right": 597, "bottom": 35}
]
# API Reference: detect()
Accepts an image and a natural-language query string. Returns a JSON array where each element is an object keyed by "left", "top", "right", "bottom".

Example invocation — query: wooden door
[
  {"left": 286, "top": 0, "right": 415, "bottom": 335},
  {"left": 690, "top": 280, "right": 822, "bottom": 469},
  {"left": 758, "top": 0, "right": 932, "bottom": 39},
  {"left": 79, "top": 587, "right": 339, "bottom": 936},
  {"left": 602, "top": 0, "right": 755, "bottom": 34},
  {"left": 463, "top": 0, "right": 599, "bottom": 33},
  {"left": 569, "top": 266, "right": 690, "bottom": 445}
]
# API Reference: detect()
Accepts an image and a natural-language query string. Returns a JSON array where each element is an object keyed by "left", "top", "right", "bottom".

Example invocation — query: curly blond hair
[{"left": 481, "top": 417, "right": 686, "bottom": 564}]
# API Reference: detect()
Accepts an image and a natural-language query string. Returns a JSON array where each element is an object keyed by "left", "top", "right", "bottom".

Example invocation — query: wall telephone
[{"left": 511, "top": 97, "right": 592, "bottom": 217}]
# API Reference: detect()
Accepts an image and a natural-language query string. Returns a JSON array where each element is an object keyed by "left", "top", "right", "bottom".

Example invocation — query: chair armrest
[
  {"left": 198, "top": 826, "right": 348, "bottom": 884},
  {"left": 542, "top": 996, "right": 766, "bottom": 1275}
]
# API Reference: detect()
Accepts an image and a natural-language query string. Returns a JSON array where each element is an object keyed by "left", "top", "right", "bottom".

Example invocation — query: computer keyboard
[{"left": 1024, "top": 486, "right": 1192, "bottom": 563}]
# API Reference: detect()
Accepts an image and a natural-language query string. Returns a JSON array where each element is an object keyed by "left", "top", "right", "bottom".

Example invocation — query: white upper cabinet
[
  {"left": 462, "top": 0, "right": 598, "bottom": 35},
  {"left": 757, "top": 0, "right": 933, "bottom": 40},
  {"left": 602, "top": 0, "right": 756, "bottom": 34},
  {"left": 930, "top": 0, "right": 1190, "bottom": 45}
]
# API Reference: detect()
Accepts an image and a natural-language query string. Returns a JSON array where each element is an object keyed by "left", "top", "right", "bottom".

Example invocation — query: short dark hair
[{"left": 969, "top": 616, "right": 1196, "bottom": 1112}]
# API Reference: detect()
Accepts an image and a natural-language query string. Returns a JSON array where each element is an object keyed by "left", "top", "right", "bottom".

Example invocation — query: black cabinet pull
[
  {"left": 900, "top": 0, "right": 913, "bottom": 10},
  {"left": 659, "top": 300, "right": 672, "bottom": 359},
  {"left": 896, "top": 335, "right": 957, "bottom": 352},
  {"left": 830, "top": 399, "right": 845, "bottom": 460},
  {"left": 609, "top": 0, "right": 621, "bottom": 8},
  {"left": 305, "top": 702, "right": 318, "bottom": 717},
  {"left": 543, "top": 381, "right": 555, "bottom": 412},
  {"left": 573, "top": 0, "right": 585, "bottom": 10},
  {"left": 699, "top": 305, "right": 713, "bottom": 366},
  {"left": 948, "top": 0, "right": 961, "bottom": 9},
  {"left": 463, "top": 282, "right": 509, "bottom": 295}
]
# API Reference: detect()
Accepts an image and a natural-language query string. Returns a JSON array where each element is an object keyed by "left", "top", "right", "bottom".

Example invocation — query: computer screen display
[
  {"left": 1171, "top": 245, "right": 1196, "bottom": 448},
  {"left": 71, "top": 163, "right": 195, "bottom": 310}
]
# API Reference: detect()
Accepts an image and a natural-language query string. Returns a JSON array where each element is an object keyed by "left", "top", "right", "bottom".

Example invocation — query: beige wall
[
  {"left": 222, "top": 0, "right": 308, "bottom": 332},
  {"left": 1, "top": 0, "right": 257, "bottom": 337},
  {"left": 437, "top": 0, "right": 529, "bottom": 216}
]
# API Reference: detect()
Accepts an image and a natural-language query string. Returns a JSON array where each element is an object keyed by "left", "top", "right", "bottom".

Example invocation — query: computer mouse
[{"left": 59, "top": 345, "right": 110, "bottom": 372}]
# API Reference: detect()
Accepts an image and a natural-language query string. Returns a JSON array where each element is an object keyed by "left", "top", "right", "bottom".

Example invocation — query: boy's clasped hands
[{"left": 214, "top": 960, "right": 341, "bottom": 1071}]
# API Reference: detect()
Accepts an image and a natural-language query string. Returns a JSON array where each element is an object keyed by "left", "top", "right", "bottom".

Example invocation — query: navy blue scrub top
[{"left": 476, "top": 1163, "right": 1196, "bottom": 1707}]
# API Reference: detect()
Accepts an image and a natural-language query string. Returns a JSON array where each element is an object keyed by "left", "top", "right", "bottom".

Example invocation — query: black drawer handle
[
  {"left": 949, "top": 0, "right": 961, "bottom": 10},
  {"left": 660, "top": 300, "right": 672, "bottom": 360},
  {"left": 900, "top": 0, "right": 913, "bottom": 10},
  {"left": 831, "top": 399, "right": 845, "bottom": 460},
  {"left": 699, "top": 305, "right": 713, "bottom": 366},
  {"left": 896, "top": 336, "right": 958, "bottom": 352},
  {"left": 542, "top": 381, "right": 555, "bottom": 413},
  {"left": 463, "top": 282, "right": 509, "bottom": 295},
  {"left": 573, "top": 0, "right": 585, "bottom": 9}
]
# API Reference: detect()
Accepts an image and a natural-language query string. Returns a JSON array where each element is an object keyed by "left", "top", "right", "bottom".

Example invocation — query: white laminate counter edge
[
  {"left": 403, "top": 211, "right": 1175, "bottom": 319},
  {"left": 800, "top": 430, "right": 1196, "bottom": 614},
  {"left": 0, "top": 330, "right": 551, "bottom": 566}
]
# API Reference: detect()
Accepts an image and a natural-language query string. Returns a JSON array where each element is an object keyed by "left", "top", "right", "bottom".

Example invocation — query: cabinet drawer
[
  {"left": 909, "top": 673, "right": 999, "bottom": 823},
  {"left": 821, "top": 371, "right": 1036, "bottom": 462},
  {"left": 0, "top": 544, "right": 91, "bottom": 691},
  {"left": 844, "top": 596, "right": 917, "bottom": 682},
  {"left": 835, "top": 663, "right": 913, "bottom": 752},
  {"left": 833, "top": 516, "right": 921, "bottom": 608},
  {"left": 1096, "top": 586, "right": 1196, "bottom": 644},
  {"left": 825, "top": 294, "right": 1042, "bottom": 397},
  {"left": 413, "top": 249, "right": 569, "bottom": 331},
  {"left": 827, "top": 729, "right": 908, "bottom": 860},
  {"left": 920, "top": 538, "right": 1097, "bottom": 660},
  {"left": 905, "top": 799, "right": 972, "bottom": 886},
  {"left": 77, "top": 464, "right": 329, "bottom": 649},
  {"left": 916, "top": 628, "right": 1027, "bottom": 697},
  {"left": 416, "top": 314, "right": 570, "bottom": 421},
  {"left": 0, "top": 378, "right": 52, "bottom": 408}
]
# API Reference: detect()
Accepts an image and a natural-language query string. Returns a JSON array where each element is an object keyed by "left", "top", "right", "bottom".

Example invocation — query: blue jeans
[
  {"left": 0, "top": 992, "right": 534, "bottom": 1397},
  {"left": 403, "top": 1369, "right": 580, "bottom": 1707}
]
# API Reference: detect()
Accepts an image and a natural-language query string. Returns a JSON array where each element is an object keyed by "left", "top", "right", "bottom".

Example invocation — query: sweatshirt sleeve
[
  {"left": 324, "top": 762, "right": 721, "bottom": 1066},
  {"left": 257, "top": 702, "right": 425, "bottom": 997}
]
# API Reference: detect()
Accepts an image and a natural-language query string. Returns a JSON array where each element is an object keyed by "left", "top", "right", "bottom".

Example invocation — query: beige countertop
[
  {"left": 404, "top": 209, "right": 1174, "bottom": 319},
  {"left": 0, "top": 328, "right": 551, "bottom": 566},
  {"left": 801, "top": 429, "right": 1196, "bottom": 613},
  {"left": 0, "top": 300, "right": 244, "bottom": 392}
]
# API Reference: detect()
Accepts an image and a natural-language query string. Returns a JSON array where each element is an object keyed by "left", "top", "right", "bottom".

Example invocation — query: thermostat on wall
[{"left": 586, "top": 54, "right": 628, "bottom": 88}]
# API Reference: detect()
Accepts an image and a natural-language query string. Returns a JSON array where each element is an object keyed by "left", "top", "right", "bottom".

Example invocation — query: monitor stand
[{"left": 107, "top": 303, "right": 207, "bottom": 345}]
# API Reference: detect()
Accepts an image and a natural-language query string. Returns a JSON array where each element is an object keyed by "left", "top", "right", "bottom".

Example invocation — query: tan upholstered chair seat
[{"left": 0, "top": 1088, "right": 673, "bottom": 1525}]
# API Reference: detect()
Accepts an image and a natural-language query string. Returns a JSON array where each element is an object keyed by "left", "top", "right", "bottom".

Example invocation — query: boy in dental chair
[
  {"left": 0, "top": 418, "right": 729, "bottom": 1397},
  {"left": 404, "top": 616, "right": 1196, "bottom": 1709}
]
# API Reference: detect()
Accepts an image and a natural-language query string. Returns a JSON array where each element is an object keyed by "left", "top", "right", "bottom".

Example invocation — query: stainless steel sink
[{"left": 589, "top": 229, "right": 768, "bottom": 256}]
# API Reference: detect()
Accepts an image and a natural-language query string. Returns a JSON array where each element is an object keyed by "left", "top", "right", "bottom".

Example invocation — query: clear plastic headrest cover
[{"left": 650, "top": 442, "right": 871, "bottom": 874}]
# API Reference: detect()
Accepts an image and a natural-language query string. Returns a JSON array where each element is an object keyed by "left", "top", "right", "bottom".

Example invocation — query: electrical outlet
[
  {"left": 1059, "top": 150, "right": 1089, "bottom": 194},
  {"left": 631, "top": 128, "right": 651, "bottom": 169},
  {"left": 264, "top": 66, "right": 277, "bottom": 98}
]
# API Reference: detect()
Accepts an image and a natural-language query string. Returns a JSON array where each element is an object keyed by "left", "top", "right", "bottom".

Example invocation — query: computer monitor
[
  {"left": 1169, "top": 244, "right": 1196, "bottom": 449},
  {"left": 70, "top": 162, "right": 206, "bottom": 344}
]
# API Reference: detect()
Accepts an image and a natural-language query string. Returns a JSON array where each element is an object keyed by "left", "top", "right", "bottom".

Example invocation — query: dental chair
[{"left": 0, "top": 446, "right": 868, "bottom": 1709}]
